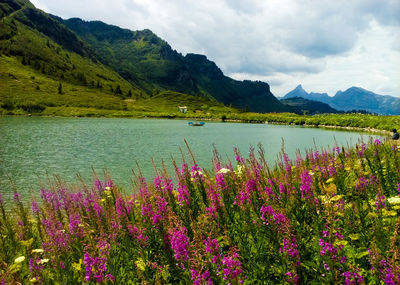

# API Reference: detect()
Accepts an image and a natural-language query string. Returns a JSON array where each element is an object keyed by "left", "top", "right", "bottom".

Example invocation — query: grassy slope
[{"left": 0, "top": 54, "right": 238, "bottom": 117}]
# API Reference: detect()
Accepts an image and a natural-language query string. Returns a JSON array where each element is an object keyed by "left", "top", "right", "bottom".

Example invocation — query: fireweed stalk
[{"left": 0, "top": 138, "right": 399, "bottom": 284}]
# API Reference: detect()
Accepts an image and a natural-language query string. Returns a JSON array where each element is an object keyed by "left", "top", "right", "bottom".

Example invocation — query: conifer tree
[{"left": 58, "top": 83, "right": 63, "bottom": 94}]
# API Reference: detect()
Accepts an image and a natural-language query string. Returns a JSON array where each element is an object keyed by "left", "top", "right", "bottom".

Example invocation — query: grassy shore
[
  {"left": 0, "top": 137, "right": 399, "bottom": 283},
  {"left": 1, "top": 107, "right": 399, "bottom": 134}
]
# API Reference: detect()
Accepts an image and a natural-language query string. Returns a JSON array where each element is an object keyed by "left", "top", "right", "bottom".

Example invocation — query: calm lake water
[{"left": 0, "top": 117, "right": 382, "bottom": 202}]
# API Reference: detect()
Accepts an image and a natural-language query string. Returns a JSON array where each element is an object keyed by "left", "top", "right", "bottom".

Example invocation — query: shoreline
[{"left": 1, "top": 112, "right": 395, "bottom": 136}]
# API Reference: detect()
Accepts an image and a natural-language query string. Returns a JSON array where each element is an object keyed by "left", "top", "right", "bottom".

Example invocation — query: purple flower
[
  {"left": 357, "top": 143, "right": 367, "bottom": 157},
  {"left": 92, "top": 202, "right": 104, "bottom": 217},
  {"left": 204, "top": 237, "right": 220, "bottom": 255},
  {"left": 170, "top": 227, "right": 190, "bottom": 261},
  {"left": 221, "top": 251, "right": 243, "bottom": 281},
  {"left": 83, "top": 241, "right": 112, "bottom": 283},
  {"left": 375, "top": 193, "right": 386, "bottom": 210},
  {"left": 177, "top": 182, "right": 190, "bottom": 206},
  {"left": 343, "top": 270, "right": 364, "bottom": 284},
  {"left": 260, "top": 205, "right": 275, "bottom": 220},
  {"left": 93, "top": 179, "right": 103, "bottom": 191},
  {"left": 282, "top": 153, "right": 292, "bottom": 173},
  {"left": 323, "top": 262, "right": 330, "bottom": 271},
  {"left": 374, "top": 139, "right": 381, "bottom": 145},
  {"left": 300, "top": 171, "right": 313, "bottom": 200},
  {"left": 235, "top": 153, "right": 245, "bottom": 164},
  {"left": 215, "top": 173, "right": 228, "bottom": 190},
  {"left": 13, "top": 192, "right": 20, "bottom": 203},
  {"left": 355, "top": 177, "right": 369, "bottom": 191},
  {"left": 31, "top": 201, "right": 40, "bottom": 214}
]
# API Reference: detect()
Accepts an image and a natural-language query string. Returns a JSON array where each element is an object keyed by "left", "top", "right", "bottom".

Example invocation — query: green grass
[{"left": 0, "top": 55, "right": 239, "bottom": 117}]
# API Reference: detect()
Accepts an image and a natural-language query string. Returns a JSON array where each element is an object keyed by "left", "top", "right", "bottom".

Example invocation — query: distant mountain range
[
  {"left": 0, "top": 0, "right": 286, "bottom": 113},
  {"left": 283, "top": 85, "right": 400, "bottom": 115}
]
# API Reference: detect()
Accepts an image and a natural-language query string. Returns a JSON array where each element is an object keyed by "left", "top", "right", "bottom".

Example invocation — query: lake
[{"left": 0, "top": 117, "right": 382, "bottom": 202}]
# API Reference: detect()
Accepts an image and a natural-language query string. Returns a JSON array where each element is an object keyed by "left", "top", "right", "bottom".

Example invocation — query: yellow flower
[
  {"left": 39, "top": 259, "right": 49, "bottom": 264},
  {"left": 234, "top": 165, "right": 245, "bottom": 176},
  {"left": 349, "top": 234, "right": 359, "bottom": 240},
  {"left": 388, "top": 196, "right": 400, "bottom": 205},
  {"left": 366, "top": 212, "right": 378, "bottom": 219},
  {"left": 32, "top": 249, "right": 44, "bottom": 254},
  {"left": 135, "top": 258, "right": 146, "bottom": 271},
  {"left": 325, "top": 184, "right": 337, "bottom": 195},
  {"left": 326, "top": 177, "right": 334, "bottom": 184},
  {"left": 330, "top": 194, "right": 343, "bottom": 202},
  {"left": 217, "top": 168, "right": 231, "bottom": 174},
  {"left": 382, "top": 209, "right": 397, "bottom": 217},
  {"left": 72, "top": 259, "right": 82, "bottom": 271},
  {"left": 15, "top": 256, "right": 25, "bottom": 263}
]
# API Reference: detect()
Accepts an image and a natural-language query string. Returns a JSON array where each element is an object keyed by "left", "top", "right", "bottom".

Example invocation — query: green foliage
[{"left": 0, "top": 139, "right": 399, "bottom": 283}]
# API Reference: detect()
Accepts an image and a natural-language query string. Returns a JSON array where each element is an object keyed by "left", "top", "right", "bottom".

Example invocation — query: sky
[{"left": 30, "top": 0, "right": 400, "bottom": 98}]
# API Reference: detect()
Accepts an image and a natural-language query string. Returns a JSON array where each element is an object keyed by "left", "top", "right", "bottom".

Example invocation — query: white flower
[
  {"left": 217, "top": 168, "right": 231, "bottom": 174},
  {"left": 15, "top": 256, "right": 25, "bottom": 263},
  {"left": 388, "top": 196, "right": 400, "bottom": 205},
  {"left": 32, "top": 249, "right": 44, "bottom": 253},
  {"left": 39, "top": 259, "right": 49, "bottom": 264}
]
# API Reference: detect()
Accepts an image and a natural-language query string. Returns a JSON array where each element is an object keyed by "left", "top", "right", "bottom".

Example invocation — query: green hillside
[
  {"left": 0, "top": 0, "right": 286, "bottom": 115},
  {"left": 59, "top": 17, "right": 286, "bottom": 112}
]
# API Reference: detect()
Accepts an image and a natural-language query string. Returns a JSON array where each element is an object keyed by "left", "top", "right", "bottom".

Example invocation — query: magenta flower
[
  {"left": 13, "top": 192, "right": 20, "bottom": 203},
  {"left": 83, "top": 240, "right": 113, "bottom": 283},
  {"left": 31, "top": 201, "right": 41, "bottom": 214},
  {"left": 177, "top": 182, "right": 190, "bottom": 206},
  {"left": 221, "top": 251, "right": 243, "bottom": 281},
  {"left": 204, "top": 236, "right": 220, "bottom": 255},
  {"left": 355, "top": 177, "right": 369, "bottom": 191},
  {"left": 343, "top": 270, "right": 364, "bottom": 284},
  {"left": 397, "top": 182, "right": 400, "bottom": 197},
  {"left": 375, "top": 193, "right": 386, "bottom": 210},
  {"left": 300, "top": 170, "right": 313, "bottom": 200},
  {"left": 170, "top": 227, "right": 190, "bottom": 261}
]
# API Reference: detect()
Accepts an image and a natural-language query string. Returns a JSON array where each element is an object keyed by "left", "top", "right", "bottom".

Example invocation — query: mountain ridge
[
  {"left": 283, "top": 85, "right": 400, "bottom": 115},
  {"left": 0, "top": 0, "right": 287, "bottom": 113}
]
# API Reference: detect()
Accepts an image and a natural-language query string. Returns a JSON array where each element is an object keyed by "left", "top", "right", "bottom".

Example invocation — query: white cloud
[{"left": 30, "top": 0, "right": 400, "bottom": 97}]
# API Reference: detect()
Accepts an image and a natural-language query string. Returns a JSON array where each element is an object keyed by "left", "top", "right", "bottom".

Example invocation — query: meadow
[{"left": 0, "top": 137, "right": 399, "bottom": 284}]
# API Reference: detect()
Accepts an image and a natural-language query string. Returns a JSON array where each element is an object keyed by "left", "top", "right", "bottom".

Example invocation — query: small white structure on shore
[{"left": 179, "top": 106, "right": 187, "bottom": 114}]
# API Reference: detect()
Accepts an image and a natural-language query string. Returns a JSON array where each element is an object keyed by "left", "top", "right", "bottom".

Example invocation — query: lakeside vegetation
[
  {"left": 0, "top": 52, "right": 397, "bottom": 133},
  {"left": 0, "top": 138, "right": 399, "bottom": 283},
  {"left": 1, "top": 52, "right": 398, "bottom": 133}
]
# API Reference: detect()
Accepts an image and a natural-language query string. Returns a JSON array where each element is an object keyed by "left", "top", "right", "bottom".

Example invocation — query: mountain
[
  {"left": 280, "top": 97, "right": 338, "bottom": 115},
  {"left": 331, "top": 87, "right": 400, "bottom": 115},
  {"left": 283, "top": 85, "right": 331, "bottom": 103},
  {"left": 283, "top": 85, "right": 400, "bottom": 115},
  {"left": 57, "top": 18, "right": 285, "bottom": 113},
  {"left": 0, "top": 0, "right": 287, "bottom": 114}
]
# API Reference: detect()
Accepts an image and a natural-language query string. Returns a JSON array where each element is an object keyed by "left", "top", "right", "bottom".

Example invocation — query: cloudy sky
[{"left": 30, "top": 0, "right": 400, "bottom": 98}]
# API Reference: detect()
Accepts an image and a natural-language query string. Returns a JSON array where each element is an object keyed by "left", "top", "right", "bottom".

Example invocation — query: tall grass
[{"left": 0, "top": 139, "right": 399, "bottom": 284}]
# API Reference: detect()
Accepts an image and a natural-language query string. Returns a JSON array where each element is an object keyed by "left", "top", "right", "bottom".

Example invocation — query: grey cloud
[
  {"left": 29, "top": 0, "right": 400, "bottom": 97},
  {"left": 358, "top": 0, "right": 400, "bottom": 26}
]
